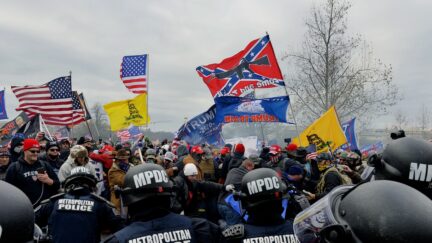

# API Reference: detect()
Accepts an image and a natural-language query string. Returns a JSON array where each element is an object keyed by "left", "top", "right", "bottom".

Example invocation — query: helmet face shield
[{"left": 293, "top": 185, "right": 353, "bottom": 242}]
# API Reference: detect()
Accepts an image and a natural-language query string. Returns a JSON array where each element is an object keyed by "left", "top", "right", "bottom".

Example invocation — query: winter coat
[
  {"left": 5, "top": 157, "right": 60, "bottom": 206},
  {"left": 58, "top": 156, "right": 97, "bottom": 182},
  {"left": 108, "top": 162, "right": 132, "bottom": 214},
  {"left": 174, "top": 145, "right": 189, "bottom": 172},
  {"left": 173, "top": 174, "right": 223, "bottom": 222},
  {"left": 39, "top": 154, "right": 65, "bottom": 175},
  {"left": 182, "top": 154, "right": 204, "bottom": 180}
]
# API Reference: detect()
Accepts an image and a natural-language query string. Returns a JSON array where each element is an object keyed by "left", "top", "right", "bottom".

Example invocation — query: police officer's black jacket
[
  {"left": 35, "top": 188, "right": 123, "bottom": 243},
  {"left": 5, "top": 157, "right": 60, "bottom": 206},
  {"left": 104, "top": 208, "right": 221, "bottom": 243},
  {"left": 222, "top": 213, "right": 298, "bottom": 243}
]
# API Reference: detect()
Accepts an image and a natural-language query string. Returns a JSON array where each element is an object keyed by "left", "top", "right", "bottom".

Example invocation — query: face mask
[
  {"left": 318, "top": 161, "right": 329, "bottom": 171},
  {"left": 14, "top": 146, "right": 22, "bottom": 153}
]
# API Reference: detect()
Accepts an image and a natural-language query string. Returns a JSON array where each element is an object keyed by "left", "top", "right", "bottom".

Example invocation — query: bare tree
[
  {"left": 417, "top": 104, "right": 430, "bottom": 131},
  {"left": 284, "top": 0, "right": 399, "bottom": 123},
  {"left": 394, "top": 110, "right": 408, "bottom": 130},
  {"left": 91, "top": 103, "right": 107, "bottom": 131}
]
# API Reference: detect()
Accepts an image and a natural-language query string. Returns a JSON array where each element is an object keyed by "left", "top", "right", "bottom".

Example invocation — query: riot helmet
[
  {"left": 240, "top": 168, "right": 286, "bottom": 209},
  {"left": 369, "top": 137, "right": 432, "bottom": 198},
  {"left": 121, "top": 163, "right": 173, "bottom": 206},
  {"left": 63, "top": 166, "right": 97, "bottom": 192},
  {"left": 294, "top": 180, "right": 432, "bottom": 243},
  {"left": 0, "top": 181, "right": 34, "bottom": 243}
]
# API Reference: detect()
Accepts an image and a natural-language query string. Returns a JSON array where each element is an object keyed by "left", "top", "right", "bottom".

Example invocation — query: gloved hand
[{"left": 225, "top": 184, "right": 235, "bottom": 192}]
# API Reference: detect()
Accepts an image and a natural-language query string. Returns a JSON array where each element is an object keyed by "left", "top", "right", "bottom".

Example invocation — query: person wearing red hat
[
  {"left": 227, "top": 143, "right": 247, "bottom": 171},
  {"left": 5, "top": 139, "right": 60, "bottom": 207},
  {"left": 182, "top": 145, "right": 205, "bottom": 180}
]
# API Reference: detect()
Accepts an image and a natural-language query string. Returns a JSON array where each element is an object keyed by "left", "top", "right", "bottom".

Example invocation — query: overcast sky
[{"left": 1, "top": 0, "right": 431, "bottom": 132}]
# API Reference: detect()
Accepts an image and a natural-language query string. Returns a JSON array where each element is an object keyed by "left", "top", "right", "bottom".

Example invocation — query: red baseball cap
[
  {"left": 269, "top": 144, "right": 282, "bottom": 155},
  {"left": 23, "top": 139, "right": 40, "bottom": 151},
  {"left": 285, "top": 143, "right": 298, "bottom": 152}
]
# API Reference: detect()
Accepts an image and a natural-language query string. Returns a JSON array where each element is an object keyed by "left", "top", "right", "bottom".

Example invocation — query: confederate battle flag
[{"left": 196, "top": 35, "right": 285, "bottom": 98}]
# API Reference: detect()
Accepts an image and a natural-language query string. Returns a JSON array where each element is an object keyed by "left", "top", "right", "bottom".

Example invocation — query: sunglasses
[
  {"left": 28, "top": 150, "right": 40, "bottom": 154},
  {"left": 49, "top": 149, "right": 59, "bottom": 152}
]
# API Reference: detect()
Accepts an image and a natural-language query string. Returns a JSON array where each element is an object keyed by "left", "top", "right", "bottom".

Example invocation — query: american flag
[
  {"left": 306, "top": 152, "right": 318, "bottom": 161},
  {"left": 116, "top": 126, "right": 143, "bottom": 143},
  {"left": 53, "top": 126, "right": 70, "bottom": 140},
  {"left": 11, "top": 76, "right": 81, "bottom": 126},
  {"left": 71, "top": 91, "right": 86, "bottom": 125},
  {"left": 120, "top": 54, "right": 148, "bottom": 94},
  {"left": 116, "top": 130, "right": 130, "bottom": 143}
]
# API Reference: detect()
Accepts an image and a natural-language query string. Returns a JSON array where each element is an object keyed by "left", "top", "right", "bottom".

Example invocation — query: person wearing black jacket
[
  {"left": 104, "top": 163, "right": 221, "bottom": 243},
  {"left": 174, "top": 163, "right": 227, "bottom": 223},
  {"left": 5, "top": 139, "right": 60, "bottom": 207},
  {"left": 39, "top": 141, "right": 65, "bottom": 175},
  {"left": 218, "top": 159, "right": 254, "bottom": 227},
  {"left": 36, "top": 167, "right": 123, "bottom": 243}
]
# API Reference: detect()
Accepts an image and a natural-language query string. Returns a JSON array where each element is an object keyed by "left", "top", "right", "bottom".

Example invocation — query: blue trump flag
[
  {"left": 0, "top": 89, "right": 7, "bottom": 120},
  {"left": 214, "top": 96, "right": 289, "bottom": 123},
  {"left": 340, "top": 118, "right": 359, "bottom": 150},
  {"left": 176, "top": 105, "right": 224, "bottom": 147}
]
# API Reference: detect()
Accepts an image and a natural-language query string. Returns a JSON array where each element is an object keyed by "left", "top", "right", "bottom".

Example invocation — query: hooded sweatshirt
[{"left": 5, "top": 157, "right": 60, "bottom": 206}]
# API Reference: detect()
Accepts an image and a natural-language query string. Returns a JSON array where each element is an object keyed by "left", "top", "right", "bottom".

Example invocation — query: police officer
[
  {"left": 293, "top": 180, "right": 432, "bottom": 242},
  {"left": 0, "top": 180, "right": 35, "bottom": 242},
  {"left": 222, "top": 168, "right": 298, "bottom": 243},
  {"left": 104, "top": 163, "right": 221, "bottom": 243},
  {"left": 368, "top": 137, "right": 432, "bottom": 199},
  {"left": 35, "top": 166, "right": 123, "bottom": 243}
]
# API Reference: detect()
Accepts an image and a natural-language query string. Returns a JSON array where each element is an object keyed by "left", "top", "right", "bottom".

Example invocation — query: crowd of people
[{"left": 0, "top": 130, "right": 431, "bottom": 243}]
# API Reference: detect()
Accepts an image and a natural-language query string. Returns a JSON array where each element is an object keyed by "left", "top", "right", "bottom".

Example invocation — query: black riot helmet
[
  {"left": 369, "top": 137, "right": 432, "bottom": 198},
  {"left": 0, "top": 181, "right": 35, "bottom": 243},
  {"left": 121, "top": 163, "right": 173, "bottom": 206},
  {"left": 63, "top": 166, "right": 97, "bottom": 192},
  {"left": 240, "top": 168, "right": 286, "bottom": 209},
  {"left": 294, "top": 181, "right": 432, "bottom": 243}
]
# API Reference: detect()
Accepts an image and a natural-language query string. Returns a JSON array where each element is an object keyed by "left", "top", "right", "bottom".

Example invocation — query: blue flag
[
  {"left": 340, "top": 118, "right": 359, "bottom": 150},
  {"left": 215, "top": 96, "right": 289, "bottom": 123},
  {"left": 360, "top": 141, "right": 384, "bottom": 157},
  {"left": 176, "top": 105, "right": 224, "bottom": 147},
  {"left": 0, "top": 90, "right": 7, "bottom": 120}
]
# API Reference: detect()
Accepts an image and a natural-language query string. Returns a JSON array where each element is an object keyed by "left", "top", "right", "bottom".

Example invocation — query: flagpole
[
  {"left": 146, "top": 54, "right": 149, "bottom": 129},
  {"left": 265, "top": 32, "right": 302, "bottom": 146},
  {"left": 69, "top": 71, "right": 75, "bottom": 138},
  {"left": 39, "top": 115, "right": 53, "bottom": 140}
]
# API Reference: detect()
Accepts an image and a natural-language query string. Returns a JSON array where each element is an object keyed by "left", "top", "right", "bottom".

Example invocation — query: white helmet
[{"left": 184, "top": 163, "right": 198, "bottom": 176}]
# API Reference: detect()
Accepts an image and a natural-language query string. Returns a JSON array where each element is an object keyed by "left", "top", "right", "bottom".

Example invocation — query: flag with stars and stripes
[
  {"left": 71, "top": 91, "right": 87, "bottom": 125},
  {"left": 11, "top": 76, "right": 77, "bottom": 126},
  {"left": 196, "top": 35, "right": 285, "bottom": 99},
  {"left": 120, "top": 54, "right": 148, "bottom": 94},
  {"left": 116, "top": 126, "right": 142, "bottom": 143}
]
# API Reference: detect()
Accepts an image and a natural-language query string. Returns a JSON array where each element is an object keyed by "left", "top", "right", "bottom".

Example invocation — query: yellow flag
[
  {"left": 103, "top": 93, "right": 150, "bottom": 131},
  {"left": 292, "top": 106, "right": 347, "bottom": 152}
]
